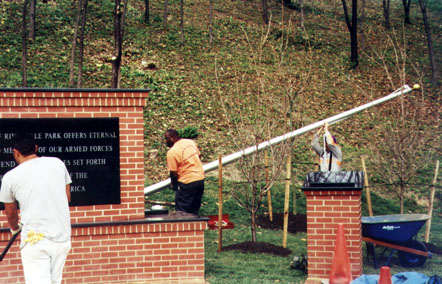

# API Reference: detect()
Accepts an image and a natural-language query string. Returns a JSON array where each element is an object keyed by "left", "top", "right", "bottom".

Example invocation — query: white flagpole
[{"left": 144, "top": 84, "right": 415, "bottom": 195}]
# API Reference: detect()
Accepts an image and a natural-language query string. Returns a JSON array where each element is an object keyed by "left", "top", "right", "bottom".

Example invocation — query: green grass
[
  {"left": 150, "top": 178, "right": 442, "bottom": 283},
  {"left": 202, "top": 180, "right": 308, "bottom": 284},
  {"left": 204, "top": 229, "right": 308, "bottom": 284}
]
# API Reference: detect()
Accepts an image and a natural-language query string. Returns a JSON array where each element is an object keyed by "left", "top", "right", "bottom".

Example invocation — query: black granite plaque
[{"left": 0, "top": 118, "right": 120, "bottom": 207}]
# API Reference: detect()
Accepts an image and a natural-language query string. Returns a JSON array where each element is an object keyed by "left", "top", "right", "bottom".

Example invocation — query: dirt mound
[
  {"left": 225, "top": 213, "right": 442, "bottom": 258},
  {"left": 223, "top": 241, "right": 292, "bottom": 257},
  {"left": 256, "top": 213, "right": 307, "bottom": 234},
  {"left": 220, "top": 213, "right": 306, "bottom": 257}
]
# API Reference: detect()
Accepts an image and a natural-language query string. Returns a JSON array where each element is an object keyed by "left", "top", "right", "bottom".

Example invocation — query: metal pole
[
  {"left": 217, "top": 154, "right": 223, "bottom": 252},
  {"left": 144, "top": 84, "right": 414, "bottom": 195}
]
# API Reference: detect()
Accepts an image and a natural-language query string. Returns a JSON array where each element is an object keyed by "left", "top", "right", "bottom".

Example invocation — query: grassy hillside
[
  {"left": 1, "top": 0, "right": 441, "bottom": 282},
  {"left": 1, "top": 0, "right": 440, "bottom": 191},
  {"left": 1, "top": 0, "right": 440, "bottom": 187}
]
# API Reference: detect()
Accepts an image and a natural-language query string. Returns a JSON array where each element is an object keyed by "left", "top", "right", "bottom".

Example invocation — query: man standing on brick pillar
[
  {"left": 0, "top": 133, "right": 72, "bottom": 284},
  {"left": 165, "top": 129, "right": 205, "bottom": 215},
  {"left": 311, "top": 122, "right": 342, "bottom": 171}
]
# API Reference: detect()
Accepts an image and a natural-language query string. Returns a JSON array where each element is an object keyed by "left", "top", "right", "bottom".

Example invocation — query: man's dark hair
[
  {"left": 11, "top": 132, "right": 36, "bottom": 156},
  {"left": 165, "top": 129, "right": 180, "bottom": 138}
]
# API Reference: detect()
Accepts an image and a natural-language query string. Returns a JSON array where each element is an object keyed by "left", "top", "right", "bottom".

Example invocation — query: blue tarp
[{"left": 351, "top": 272, "right": 429, "bottom": 284}]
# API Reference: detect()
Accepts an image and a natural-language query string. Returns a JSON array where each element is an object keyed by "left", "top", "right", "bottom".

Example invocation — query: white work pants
[{"left": 21, "top": 238, "right": 71, "bottom": 284}]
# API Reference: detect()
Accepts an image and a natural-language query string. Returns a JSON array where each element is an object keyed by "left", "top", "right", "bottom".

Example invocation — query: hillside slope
[{"left": 0, "top": 0, "right": 440, "bottom": 187}]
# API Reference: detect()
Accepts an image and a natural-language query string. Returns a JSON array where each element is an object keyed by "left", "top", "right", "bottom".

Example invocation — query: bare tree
[
  {"left": 77, "top": 0, "right": 88, "bottom": 87},
  {"left": 215, "top": 22, "right": 312, "bottom": 242},
  {"left": 70, "top": 0, "right": 83, "bottom": 87},
  {"left": 144, "top": 0, "right": 149, "bottom": 24},
  {"left": 369, "top": 32, "right": 436, "bottom": 213},
  {"left": 69, "top": 0, "right": 88, "bottom": 88},
  {"left": 22, "top": 0, "right": 29, "bottom": 87},
  {"left": 163, "top": 0, "right": 168, "bottom": 29},
  {"left": 69, "top": 0, "right": 83, "bottom": 88},
  {"left": 359, "top": 0, "right": 366, "bottom": 50},
  {"left": 209, "top": 0, "right": 213, "bottom": 45},
  {"left": 383, "top": 0, "right": 390, "bottom": 29},
  {"left": 261, "top": 0, "right": 269, "bottom": 25},
  {"left": 283, "top": 0, "right": 291, "bottom": 7},
  {"left": 111, "top": 0, "right": 129, "bottom": 88},
  {"left": 402, "top": 0, "right": 412, "bottom": 24},
  {"left": 180, "top": 0, "right": 184, "bottom": 42},
  {"left": 371, "top": 91, "right": 435, "bottom": 213},
  {"left": 418, "top": 0, "right": 438, "bottom": 83},
  {"left": 29, "top": 0, "right": 36, "bottom": 41},
  {"left": 341, "top": 0, "right": 358, "bottom": 68},
  {"left": 299, "top": 0, "right": 304, "bottom": 28}
]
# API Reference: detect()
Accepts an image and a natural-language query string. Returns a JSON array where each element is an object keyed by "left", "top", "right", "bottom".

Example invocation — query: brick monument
[{"left": 0, "top": 88, "right": 207, "bottom": 284}]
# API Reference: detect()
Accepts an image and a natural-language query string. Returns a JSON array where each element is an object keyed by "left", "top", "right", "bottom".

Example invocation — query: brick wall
[
  {"left": 303, "top": 189, "right": 363, "bottom": 281},
  {"left": 0, "top": 220, "right": 207, "bottom": 284},
  {"left": 0, "top": 88, "right": 148, "bottom": 225},
  {"left": 0, "top": 88, "right": 208, "bottom": 284}
]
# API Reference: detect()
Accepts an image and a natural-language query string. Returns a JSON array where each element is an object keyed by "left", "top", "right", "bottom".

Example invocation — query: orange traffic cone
[
  {"left": 329, "top": 224, "right": 352, "bottom": 284},
  {"left": 378, "top": 266, "right": 392, "bottom": 284}
]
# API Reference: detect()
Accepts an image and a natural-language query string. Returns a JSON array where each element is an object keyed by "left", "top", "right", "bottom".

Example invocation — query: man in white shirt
[{"left": 0, "top": 133, "right": 72, "bottom": 284}]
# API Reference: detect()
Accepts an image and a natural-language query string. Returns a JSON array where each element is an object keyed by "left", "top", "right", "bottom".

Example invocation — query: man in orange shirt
[{"left": 165, "top": 129, "right": 205, "bottom": 215}]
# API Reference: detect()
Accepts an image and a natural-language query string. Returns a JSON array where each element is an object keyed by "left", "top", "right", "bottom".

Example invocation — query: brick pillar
[{"left": 303, "top": 188, "right": 363, "bottom": 281}]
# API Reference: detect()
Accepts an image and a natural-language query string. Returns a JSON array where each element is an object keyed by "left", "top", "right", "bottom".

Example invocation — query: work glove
[
  {"left": 24, "top": 229, "right": 45, "bottom": 245},
  {"left": 10, "top": 223, "right": 22, "bottom": 235}
]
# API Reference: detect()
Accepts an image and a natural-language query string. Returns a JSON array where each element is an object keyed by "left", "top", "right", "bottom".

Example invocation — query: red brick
[{"left": 0, "top": 90, "right": 208, "bottom": 283}]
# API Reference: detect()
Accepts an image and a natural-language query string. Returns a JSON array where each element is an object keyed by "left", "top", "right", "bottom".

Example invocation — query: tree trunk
[
  {"left": 341, "top": 0, "right": 358, "bottom": 68},
  {"left": 144, "top": 0, "right": 149, "bottom": 24},
  {"left": 383, "top": 0, "right": 390, "bottom": 29},
  {"left": 209, "top": 0, "right": 213, "bottom": 45},
  {"left": 112, "top": 0, "right": 128, "bottom": 88},
  {"left": 299, "top": 0, "right": 304, "bottom": 28},
  {"left": 261, "top": 0, "right": 268, "bottom": 25},
  {"left": 251, "top": 210, "right": 257, "bottom": 243},
  {"left": 283, "top": 0, "right": 291, "bottom": 7},
  {"left": 29, "top": 0, "right": 36, "bottom": 41},
  {"left": 359, "top": 0, "right": 366, "bottom": 50},
  {"left": 180, "top": 0, "right": 184, "bottom": 42},
  {"left": 112, "top": 0, "right": 122, "bottom": 88},
  {"left": 77, "top": 0, "right": 88, "bottom": 87},
  {"left": 69, "top": 0, "right": 83, "bottom": 88},
  {"left": 250, "top": 194, "right": 257, "bottom": 243},
  {"left": 22, "top": 0, "right": 29, "bottom": 87},
  {"left": 402, "top": 0, "right": 411, "bottom": 24},
  {"left": 250, "top": 165, "right": 258, "bottom": 243},
  {"left": 418, "top": 0, "right": 438, "bottom": 83},
  {"left": 399, "top": 183, "right": 405, "bottom": 214},
  {"left": 163, "top": 0, "right": 168, "bottom": 29},
  {"left": 350, "top": 0, "right": 358, "bottom": 68}
]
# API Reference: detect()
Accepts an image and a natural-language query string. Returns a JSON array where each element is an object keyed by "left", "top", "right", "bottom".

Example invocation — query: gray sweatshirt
[{"left": 311, "top": 130, "right": 342, "bottom": 171}]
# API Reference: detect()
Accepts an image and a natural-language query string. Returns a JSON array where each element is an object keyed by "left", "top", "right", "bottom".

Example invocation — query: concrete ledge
[{"left": 304, "top": 278, "right": 327, "bottom": 284}]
